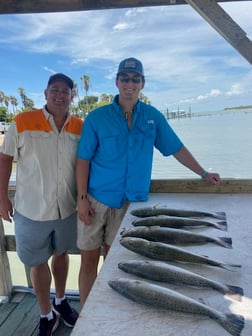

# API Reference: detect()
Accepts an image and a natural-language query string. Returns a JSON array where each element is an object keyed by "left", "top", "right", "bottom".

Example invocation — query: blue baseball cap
[{"left": 117, "top": 57, "right": 144, "bottom": 77}]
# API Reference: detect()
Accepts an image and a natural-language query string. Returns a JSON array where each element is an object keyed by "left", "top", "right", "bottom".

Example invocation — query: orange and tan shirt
[{"left": 1, "top": 107, "right": 83, "bottom": 221}]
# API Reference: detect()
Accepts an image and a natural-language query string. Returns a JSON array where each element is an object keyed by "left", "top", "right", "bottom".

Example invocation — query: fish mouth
[{"left": 120, "top": 228, "right": 126, "bottom": 235}]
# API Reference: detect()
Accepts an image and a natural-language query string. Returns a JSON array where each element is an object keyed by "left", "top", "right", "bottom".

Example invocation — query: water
[
  {"left": 4, "top": 109, "right": 252, "bottom": 180},
  {"left": 152, "top": 109, "right": 252, "bottom": 179},
  {"left": 3, "top": 108, "right": 252, "bottom": 290}
]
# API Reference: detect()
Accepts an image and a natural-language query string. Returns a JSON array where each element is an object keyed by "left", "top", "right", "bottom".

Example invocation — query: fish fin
[
  {"left": 198, "top": 297, "right": 206, "bottom": 305},
  {"left": 214, "top": 211, "right": 226, "bottom": 220},
  {"left": 221, "top": 314, "right": 244, "bottom": 336},
  {"left": 215, "top": 221, "right": 228, "bottom": 231},
  {"left": 225, "top": 285, "right": 244, "bottom": 301},
  {"left": 217, "top": 237, "right": 232, "bottom": 249}
]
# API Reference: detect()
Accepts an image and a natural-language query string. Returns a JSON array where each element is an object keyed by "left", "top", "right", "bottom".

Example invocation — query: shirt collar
[
  {"left": 42, "top": 105, "right": 70, "bottom": 121},
  {"left": 112, "top": 94, "right": 141, "bottom": 115}
]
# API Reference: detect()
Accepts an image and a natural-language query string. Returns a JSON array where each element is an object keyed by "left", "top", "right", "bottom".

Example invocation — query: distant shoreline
[{"left": 224, "top": 105, "right": 252, "bottom": 110}]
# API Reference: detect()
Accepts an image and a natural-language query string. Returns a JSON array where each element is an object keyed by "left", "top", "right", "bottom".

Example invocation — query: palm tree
[
  {"left": 18, "top": 87, "right": 34, "bottom": 110},
  {"left": 139, "top": 92, "right": 151, "bottom": 104},
  {"left": 18, "top": 87, "right": 27, "bottom": 108},
  {"left": 100, "top": 93, "right": 110, "bottom": 102},
  {"left": 4, "top": 96, "right": 9, "bottom": 112},
  {"left": 9, "top": 96, "right": 18, "bottom": 115},
  {"left": 0, "top": 91, "right": 5, "bottom": 106},
  {"left": 71, "top": 106, "right": 80, "bottom": 116},
  {"left": 81, "top": 75, "right": 90, "bottom": 114},
  {"left": 100, "top": 93, "right": 114, "bottom": 103},
  {"left": 72, "top": 81, "right": 78, "bottom": 101},
  {"left": 81, "top": 75, "right": 90, "bottom": 97},
  {"left": 72, "top": 81, "right": 81, "bottom": 115}
]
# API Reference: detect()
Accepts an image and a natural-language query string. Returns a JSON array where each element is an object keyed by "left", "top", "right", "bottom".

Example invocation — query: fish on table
[
  {"left": 132, "top": 215, "right": 227, "bottom": 231},
  {"left": 130, "top": 207, "right": 226, "bottom": 220},
  {"left": 118, "top": 260, "right": 243, "bottom": 301},
  {"left": 120, "top": 237, "right": 241, "bottom": 271},
  {"left": 108, "top": 278, "right": 244, "bottom": 336},
  {"left": 121, "top": 226, "right": 232, "bottom": 248}
]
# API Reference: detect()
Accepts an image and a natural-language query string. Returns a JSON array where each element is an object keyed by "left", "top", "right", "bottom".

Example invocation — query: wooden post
[{"left": 0, "top": 216, "right": 13, "bottom": 299}]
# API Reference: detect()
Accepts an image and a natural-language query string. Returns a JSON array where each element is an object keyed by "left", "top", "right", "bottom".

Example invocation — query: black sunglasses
[{"left": 118, "top": 75, "right": 142, "bottom": 84}]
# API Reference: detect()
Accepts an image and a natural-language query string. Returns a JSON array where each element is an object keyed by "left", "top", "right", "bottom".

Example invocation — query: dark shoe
[
  {"left": 52, "top": 298, "right": 78, "bottom": 327},
  {"left": 38, "top": 311, "right": 59, "bottom": 336}
]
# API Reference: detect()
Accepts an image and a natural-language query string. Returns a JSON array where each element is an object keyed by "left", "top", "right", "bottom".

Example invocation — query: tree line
[{"left": 0, "top": 75, "right": 151, "bottom": 122}]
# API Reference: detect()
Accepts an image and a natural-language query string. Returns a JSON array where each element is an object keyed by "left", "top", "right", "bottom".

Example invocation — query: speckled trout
[
  {"left": 108, "top": 278, "right": 244, "bottom": 336},
  {"left": 130, "top": 207, "right": 226, "bottom": 220},
  {"left": 121, "top": 227, "right": 232, "bottom": 248},
  {"left": 132, "top": 215, "right": 227, "bottom": 231},
  {"left": 120, "top": 237, "right": 241, "bottom": 271},
  {"left": 118, "top": 260, "right": 243, "bottom": 301}
]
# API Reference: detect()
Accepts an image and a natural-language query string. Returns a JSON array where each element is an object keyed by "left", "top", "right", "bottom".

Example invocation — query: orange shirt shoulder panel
[
  {"left": 66, "top": 115, "right": 83, "bottom": 135},
  {"left": 14, "top": 109, "right": 52, "bottom": 133}
]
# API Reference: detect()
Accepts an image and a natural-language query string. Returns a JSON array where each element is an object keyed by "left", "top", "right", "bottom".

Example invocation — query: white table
[{"left": 72, "top": 193, "right": 252, "bottom": 336}]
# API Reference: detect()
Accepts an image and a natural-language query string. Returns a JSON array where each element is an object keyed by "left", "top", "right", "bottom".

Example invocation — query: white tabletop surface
[{"left": 72, "top": 193, "right": 252, "bottom": 336}]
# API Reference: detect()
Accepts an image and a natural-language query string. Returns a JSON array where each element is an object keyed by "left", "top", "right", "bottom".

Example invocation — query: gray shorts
[
  {"left": 14, "top": 210, "right": 77, "bottom": 267},
  {"left": 77, "top": 195, "right": 129, "bottom": 250}
]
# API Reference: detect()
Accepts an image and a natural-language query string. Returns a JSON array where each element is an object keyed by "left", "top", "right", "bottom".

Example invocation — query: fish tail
[
  {"left": 217, "top": 237, "right": 233, "bottom": 249},
  {"left": 220, "top": 313, "right": 244, "bottom": 336},
  {"left": 224, "top": 285, "right": 244, "bottom": 301},
  {"left": 214, "top": 211, "right": 226, "bottom": 220},
  {"left": 220, "top": 263, "right": 242, "bottom": 271},
  {"left": 215, "top": 221, "right": 228, "bottom": 231}
]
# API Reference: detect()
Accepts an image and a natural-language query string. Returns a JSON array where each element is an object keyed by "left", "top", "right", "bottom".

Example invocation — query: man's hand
[
  {"left": 204, "top": 172, "right": 221, "bottom": 185},
  {"left": 77, "top": 198, "right": 95, "bottom": 225},
  {"left": 0, "top": 198, "right": 13, "bottom": 222}
]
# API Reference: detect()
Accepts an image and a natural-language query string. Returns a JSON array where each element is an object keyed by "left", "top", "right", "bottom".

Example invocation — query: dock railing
[{"left": 1, "top": 178, "right": 252, "bottom": 301}]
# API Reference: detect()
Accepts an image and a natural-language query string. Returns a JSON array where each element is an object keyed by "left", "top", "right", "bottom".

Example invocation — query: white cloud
[
  {"left": 43, "top": 66, "right": 57, "bottom": 75},
  {"left": 209, "top": 89, "right": 222, "bottom": 97},
  {"left": 113, "top": 22, "right": 131, "bottom": 31},
  {"left": 226, "top": 83, "right": 244, "bottom": 96},
  {"left": 1, "top": 2, "right": 252, "bottom": 112},
  {"left": 197, "top": 95, "right": 208, "bottom": 102},
  {"left": 195, "top": 89, "right": 222, "bottom": 102}
]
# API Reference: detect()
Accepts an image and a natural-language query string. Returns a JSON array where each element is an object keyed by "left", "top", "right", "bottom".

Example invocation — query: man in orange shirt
[{"left": 0, "top": 73, "right": 82, "bottom": 336}]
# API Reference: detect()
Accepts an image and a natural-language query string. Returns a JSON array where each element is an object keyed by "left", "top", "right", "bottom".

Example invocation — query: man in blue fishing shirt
[{"left": 76, "top": 57, "right": 221, "bottom": 307}]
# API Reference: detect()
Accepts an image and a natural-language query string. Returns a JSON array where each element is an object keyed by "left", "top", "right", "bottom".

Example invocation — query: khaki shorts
[{"left": 77, "top": 195, "right": 129, "bottom": 250}]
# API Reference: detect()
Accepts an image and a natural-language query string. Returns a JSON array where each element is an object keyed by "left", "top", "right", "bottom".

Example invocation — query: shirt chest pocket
[
  {"left": 135, "top": 123, "right": 156, "bottom": 150},
  {"left": 17, "top": 131, "right": 51, "bottom": 161},
  {"left": 29, "top": 131, "right": 51, "bottom": 139},
  {"left": 25, "top": 131, "right": 51, "bottom": 150},
  {"left": 99, "top": 131, "right": 122, "bottom": 158}
]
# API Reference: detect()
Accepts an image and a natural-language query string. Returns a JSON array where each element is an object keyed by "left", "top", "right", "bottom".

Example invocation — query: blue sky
[{"left": 0, "top": 2, "right": 252, "bottom": 113}]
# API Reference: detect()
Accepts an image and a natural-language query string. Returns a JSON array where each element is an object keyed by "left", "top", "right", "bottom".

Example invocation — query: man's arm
[
  {"left": 76, "top": 157, "right": 94, "bottom": 225},
  {"left": 0, "top": 153, "right": 14, "bottom": 222},
  {"left": 173, "top": 146, "right": 221, "bottom": 185}
]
